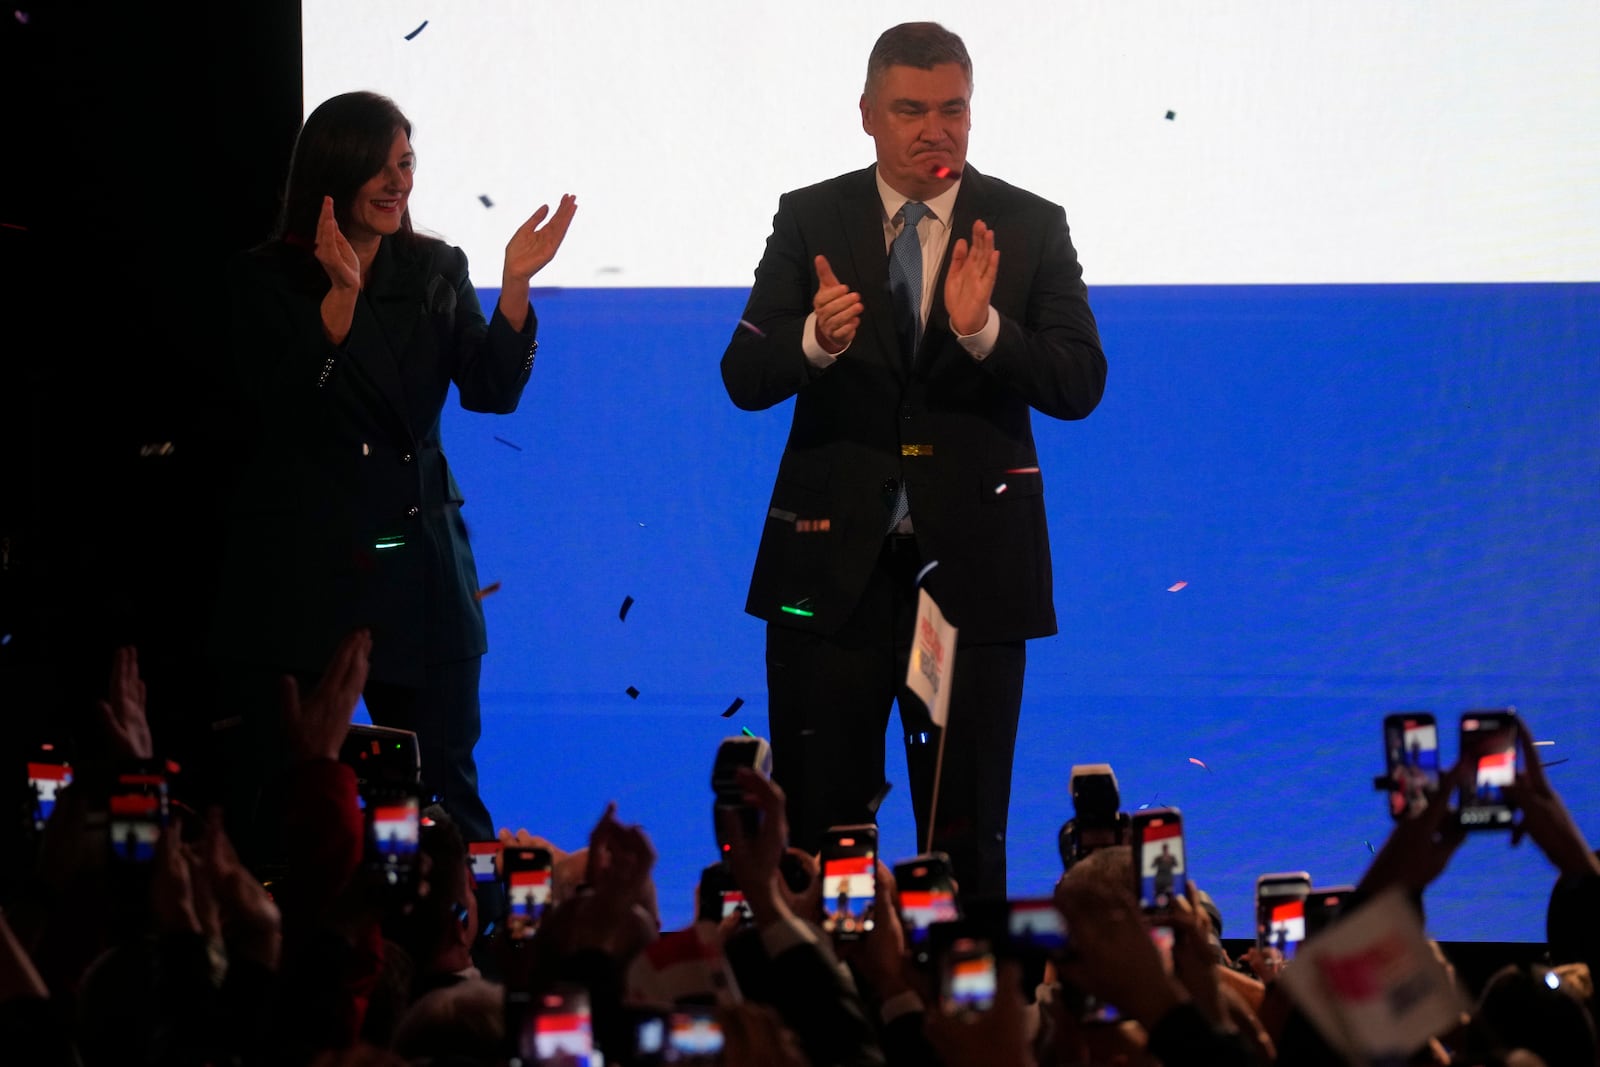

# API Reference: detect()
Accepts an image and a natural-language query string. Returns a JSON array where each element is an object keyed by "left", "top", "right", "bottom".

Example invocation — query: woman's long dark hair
[{"left": 275, "top": 90, "right": 418, "bottom": 248}]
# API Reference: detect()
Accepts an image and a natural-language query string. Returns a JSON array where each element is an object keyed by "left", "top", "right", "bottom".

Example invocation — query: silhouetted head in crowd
[
  {"left": 1474, "top": 962, "right": 1598, "bottom": 1067},
  {"left": 390, "top": 975, "right": 505, "bottom": 1065},
  {"left": 389, "top": 804, "right": 478, "bottom": 985}
]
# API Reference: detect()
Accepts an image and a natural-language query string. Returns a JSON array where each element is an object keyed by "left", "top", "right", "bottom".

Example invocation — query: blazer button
[
  {"left": 881, "top": 478, "right": 898, "bottom": 494},
  {"left": 407, "top": 506, "right": 420, "bottom": 518}
]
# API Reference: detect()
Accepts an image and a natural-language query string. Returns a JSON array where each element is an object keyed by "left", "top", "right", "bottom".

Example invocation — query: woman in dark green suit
[{"left": 212, "top": 90, "right": 576, "bottom": 859}]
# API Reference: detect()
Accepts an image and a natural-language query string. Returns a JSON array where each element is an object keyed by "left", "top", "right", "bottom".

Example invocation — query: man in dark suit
[{"left": 720, "top": 21, "right": 1106, "bottom": 901}]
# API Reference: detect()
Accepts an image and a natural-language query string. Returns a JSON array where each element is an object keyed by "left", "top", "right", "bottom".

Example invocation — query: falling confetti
[
  {"left": 867, "top": 780, "right": 893, "bottom": 815},
  {"left": 1168, "top": 581, "right": 1188, "bottom": 592},
  {"left": 915, "top": 560, "right": 940, "bottom": 586},
  {"left": 1165, "top": 110, "right": 1176, "bottom": 120},
  {"left": 474, "top": 581, "right": 502, "bottom": 600},
  {"left": 492, "top": 435, "right": 523, "bottom": 451},
  {"left": 1533, "top": 740, "right": 1555, "bottom": 746},
  {"left": 994, "top": 483, "right": 1008, "bottom": 495},
  {"left": 737, "top": 318, "right": 766, "bottom": 338},
  {"left": 626, "top": 686, "right": 640, "bottom": 699},
  {"left": 1188, "top": 757, "right": 1210, "bottom": 771},
  {"left": 933, "top": 166, "right": 960, "bottom": 180},
  {"left": 1005, "top": 466, "right": 1040, "bottom": 474},
  {"left": 478, "top": 194, "right": 493, "bottom": 208},
  {"left": 741, "top": 727, "right": 756, "bottom": 738},
  {"left": 404, "top": 19, "right": 428, "bottom": 39},
  {"left": 721, "top": 698, "right": 745, "bottom": 719},
  {"left": 1366, "top": 840, "right": 1376, "bottom": 854},
  {"left": 138, "top": 442, "right": 175, "bottom": 458},
  {"left": 619, "top": 595, "right": 634, "bottom": 621},
  {"left": 796, "top": 518, "right": 831, "bottom": 533},
  {"left": 1543, "top": 758, "right": 1569, "bottom": 767},
  {"left": 780, "top": 604, "right": 814, "bottom": 618},
  {"left": 13, "top": 10, "right": 29, "bottom": 24}
]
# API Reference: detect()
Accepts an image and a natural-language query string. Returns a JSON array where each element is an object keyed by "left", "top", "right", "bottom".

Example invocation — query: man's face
[{"left": 860, "top": 62, "right": 971, "bottom": 201}]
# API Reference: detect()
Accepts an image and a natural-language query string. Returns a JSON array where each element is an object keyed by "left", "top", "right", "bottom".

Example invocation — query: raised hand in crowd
[
  {"left": 96, "top": 645, "right": 153, "bottom": 761},
  {"left": 923, "top": 956, "right": 1037, "bottom": 1067},
  {"left": 1505, "top": 716, "right": 1600, "bottom": 880},
  {"left": 196, "top": 805, "right": 283, "bottom": 971},
  {"left": 1358, "top": 759, "right": 1473, "bottom": 900},
  {"left": 716, "top": 767, "right": 796, "bottom": 930},
  {"left": 552, "top": 802, "right": 659, "bottom": 961},
  {"left": 282, "top": 628, "right": 372, "bottom": 763}
]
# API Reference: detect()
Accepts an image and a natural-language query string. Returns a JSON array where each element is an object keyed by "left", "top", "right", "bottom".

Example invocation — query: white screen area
[{"left": 302, "top": 1, "right": 1599, "bottom": 287}]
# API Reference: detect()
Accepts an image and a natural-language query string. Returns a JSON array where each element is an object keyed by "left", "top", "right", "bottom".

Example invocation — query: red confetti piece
[
  {"left": 1168, "top": 581, "right": 1188, "bottom": 592},
  {"left": 474, "top": 581, "right": 502, "bottom": 600},
  {"left": 795, "top": 518, "right": 831, "bottom": 533},
  {"left": 1188, "top": 757, "right": 1210, "bottom": 771},
  {"left": 933, "top": 165, "right": 961, "bottom": 180},
  {"left": 738, "top": 318, "right": 766, "bottom": 338}
]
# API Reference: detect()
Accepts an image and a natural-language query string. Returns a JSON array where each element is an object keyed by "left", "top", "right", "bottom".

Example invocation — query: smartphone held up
[
  {"left": 1458, "top": 709, "right": 1520, "bottom": 830},
  {"left": 1382, "top": 712, "right": 1440, "bottom": 820},
  {"left": 820, "top": 824, "right": 877, "bottom": 941}
]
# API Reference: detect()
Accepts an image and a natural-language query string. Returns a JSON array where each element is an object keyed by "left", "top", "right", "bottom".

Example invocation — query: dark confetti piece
[
  {"left": 626, "top": 686, "right": 640, "bottom": 699},
  {"left": 866, "top": 781, "right": 893, "bottom": 815},
  {"left": 1165, "top": 110, "right": 1176, "bottom": 120},
  {"left": 619, "top": 595, "right": 634, "bottom": 621},
  {"left": 721, "top": 697, "right": 744, "bottom": 719},
  {"left": 478, "top": 194, "right": 494, "bottom": 207},
  {"left": 404, "top": 19, "right": 428, "bottom": 40},
  {"left": 493, "top": 435, "right": 523, "bottom": 451}
]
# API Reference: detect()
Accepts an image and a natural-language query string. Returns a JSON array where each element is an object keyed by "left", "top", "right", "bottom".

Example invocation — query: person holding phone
[
  {"left": 720, "top": 20, "right": 1106, "bottom": 902},
  {"left": 210, "top": 90, "right": 578, "bottom": 862}
]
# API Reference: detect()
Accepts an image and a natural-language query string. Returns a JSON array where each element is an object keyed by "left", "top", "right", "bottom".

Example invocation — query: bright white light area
[{"left": 303, "top": 1, "right": 1600, "bottom": 286}]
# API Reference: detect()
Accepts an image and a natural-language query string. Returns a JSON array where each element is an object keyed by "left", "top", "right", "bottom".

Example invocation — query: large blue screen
[{"left": 416, "top": 281, "right": 1599, "bottom": 942}]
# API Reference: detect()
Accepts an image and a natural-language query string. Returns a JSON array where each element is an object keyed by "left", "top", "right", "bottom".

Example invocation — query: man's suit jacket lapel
[{"left": 836, "top": 168, "right": 907, "bottom": 383}]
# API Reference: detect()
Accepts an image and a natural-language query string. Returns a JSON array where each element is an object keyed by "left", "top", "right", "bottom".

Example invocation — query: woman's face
[{"left": 345, "top": 127, "right": 414, "bottom": 244}]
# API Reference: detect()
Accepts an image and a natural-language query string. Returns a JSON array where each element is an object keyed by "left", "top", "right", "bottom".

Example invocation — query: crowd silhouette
[{"left": 2, "top": 633, "right": 1596, "bottom": 1066}]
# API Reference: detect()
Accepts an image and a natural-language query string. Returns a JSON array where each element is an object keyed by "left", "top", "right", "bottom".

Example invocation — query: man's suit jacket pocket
[{"left": 746, "top": 455, "right": 841, "bottom": 626}]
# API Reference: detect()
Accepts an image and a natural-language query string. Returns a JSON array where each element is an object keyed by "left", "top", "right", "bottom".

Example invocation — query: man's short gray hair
[{"left": 864, "top": 21, "right": 973, "bottom": 99}]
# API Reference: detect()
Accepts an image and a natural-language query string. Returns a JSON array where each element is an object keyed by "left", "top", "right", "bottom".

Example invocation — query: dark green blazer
[{"left": 213, "top": 234, "right": 536, "bottom": 685}]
